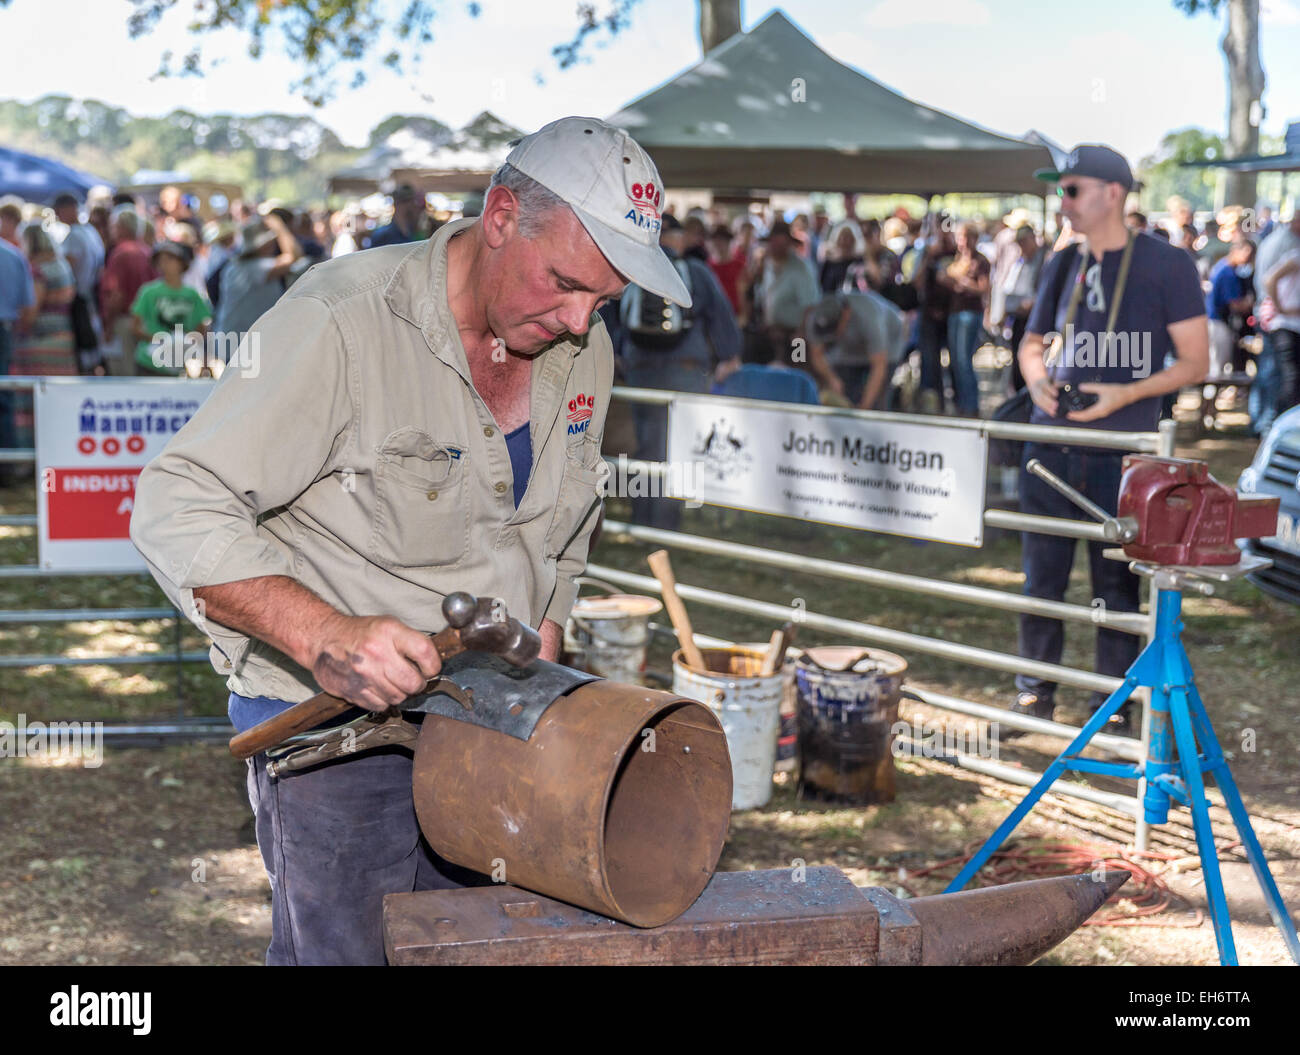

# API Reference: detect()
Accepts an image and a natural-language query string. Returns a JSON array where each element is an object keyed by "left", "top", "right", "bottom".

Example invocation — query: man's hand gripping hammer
[{"left": 228, "top": 592, "right": 541, "bottom": 759}]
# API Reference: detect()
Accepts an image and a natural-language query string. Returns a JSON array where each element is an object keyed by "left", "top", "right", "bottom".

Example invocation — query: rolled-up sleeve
[{"left": 130, "top": 293, "right": 353, "bottom": 671}]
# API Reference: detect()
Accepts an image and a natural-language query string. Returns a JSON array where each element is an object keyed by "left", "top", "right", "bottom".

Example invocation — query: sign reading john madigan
[
  {"left": 35, "top": 379, "right": 214, "bottom": 572},
  {"left": 666, "top": 397, "right": 988, "bottom": 546}
]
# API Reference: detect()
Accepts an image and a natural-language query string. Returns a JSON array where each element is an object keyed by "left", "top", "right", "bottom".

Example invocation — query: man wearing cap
[
  {"left": 806, "top": 290, "right": 905, "bottom": 410},
  {"left": 130, "top": 241, "right": 212, "bottom": 376},
  {"left": 1010, "top": 144, "right": 1208, "bottom": 734},
  {"left": 213, "top": 212, "right": 302, "bottom": 340},
  {"left": 366, "top": 184, "right": 426, "bottom": 249},
  {"left": 130, "top": 117, "right": 689, "bottom": 965}
]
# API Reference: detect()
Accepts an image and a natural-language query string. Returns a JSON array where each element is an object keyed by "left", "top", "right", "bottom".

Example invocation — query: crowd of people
[
  {"left": 596, "top": 188, "right": 1300, "bottom": 438},
  {"left": 2, "top": 173, "right": 1299, "bottom": 484},
  {"left": 0, "top": 183, "right": 447, "bottom": 476}
]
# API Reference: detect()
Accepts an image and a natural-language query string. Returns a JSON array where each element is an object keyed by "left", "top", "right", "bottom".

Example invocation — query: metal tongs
[{"left": 263, "top": 709, "right": 421, "bottom": 779}]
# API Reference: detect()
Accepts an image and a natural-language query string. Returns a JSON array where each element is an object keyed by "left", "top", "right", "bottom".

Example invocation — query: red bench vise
[{"left": 1117, "top": 455, "right": 1280, "bottom": 566}]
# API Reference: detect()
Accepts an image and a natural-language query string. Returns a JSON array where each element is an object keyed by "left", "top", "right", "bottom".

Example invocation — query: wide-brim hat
[{"left": 239, "top": 220, "right": 278, "bottom": 257}]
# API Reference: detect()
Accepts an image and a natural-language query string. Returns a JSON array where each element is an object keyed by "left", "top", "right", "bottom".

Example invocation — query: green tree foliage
[
  {"left": 1137, "top": 126, "right": 1286, "bottom": 214},
  {"left": 367, "top": 114, "right": 451, "bottom": 148},
  {"left": 126, "top": 0, "right": 438, "bottom": 107},
  {"left": 0, "top": 94, "right": 359, "bottom": 205},
  {"left": 1137, "top": 127, "right": 1227, "bottom": 212},
  {"left": 54, "top": 0, "right": 641, "bottom": 106}
]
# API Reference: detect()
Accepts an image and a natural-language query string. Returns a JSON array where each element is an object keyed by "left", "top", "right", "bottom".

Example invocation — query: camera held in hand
[{"left": 1057, "top": 382, "right": 1099, "bottom": 416}]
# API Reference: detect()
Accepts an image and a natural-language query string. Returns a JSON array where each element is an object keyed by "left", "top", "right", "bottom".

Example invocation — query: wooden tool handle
[
  {"left": 759, "top": 630, "right": 784, "bottom": 677},
  {"left": 228, "top": 626, "right": 466, "bottom": 759},
  {"left": 647, "top": 549, "right": 707, "bottom": 673},
  {"left": 759, "top": 621, "right": 793, "bottom": 677}
]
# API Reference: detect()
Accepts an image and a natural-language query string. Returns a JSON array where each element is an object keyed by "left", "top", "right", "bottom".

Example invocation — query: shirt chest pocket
[
  {"left": 368, "top": 427, "right": 469, "bottom": 570},
  {"left": 544, "top": 436, "right": 606, "bottom": 560}
]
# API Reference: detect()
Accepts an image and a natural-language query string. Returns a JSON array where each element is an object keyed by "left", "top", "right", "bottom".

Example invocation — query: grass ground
[{"left": 1, "top": 394, "right": 1296, "bottom": 965}]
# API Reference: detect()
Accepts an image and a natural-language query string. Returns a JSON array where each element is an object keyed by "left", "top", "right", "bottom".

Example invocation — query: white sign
[
  {"left": 35, "top": 380, "right": 215, "bottom": 572},
  {"left": 666, "top": 397, "right": 988, "bottom": 546}
]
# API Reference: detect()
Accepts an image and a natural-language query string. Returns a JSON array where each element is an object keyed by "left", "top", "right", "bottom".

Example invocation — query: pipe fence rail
[
  {"left": 2, "top": 376, "right": 1178, "bottom": 841},
  {"left": 602, "top": 385, "right": 1176, "bottom": 849},
  {"left": 0, "top": 376, "right": 211, "bottom": 731}
]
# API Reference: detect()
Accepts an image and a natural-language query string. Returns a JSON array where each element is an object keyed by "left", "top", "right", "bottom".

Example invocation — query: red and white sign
[{"left": 35, "top": 380, "right": 216, "bottom": 571}]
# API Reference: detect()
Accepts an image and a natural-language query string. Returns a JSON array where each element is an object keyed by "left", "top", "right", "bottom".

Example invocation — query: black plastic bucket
[{"left": 794, "top": 646, "right": 907, "bottom": 805}]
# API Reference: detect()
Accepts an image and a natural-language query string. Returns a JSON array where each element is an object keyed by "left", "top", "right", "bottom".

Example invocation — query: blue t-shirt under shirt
[
  {"left": 1025, "top": 233, "right": 1205, "bottom": 433},
  {"left": 505, "top": 421, "right": 532, "bottom": 507}
]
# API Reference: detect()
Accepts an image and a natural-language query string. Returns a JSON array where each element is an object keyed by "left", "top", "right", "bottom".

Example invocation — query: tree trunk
[
  {"left": 698, "top": 0, "right": 742, "bottom": 54},
  {"left": 1221, "top": 0, "right": 1265, "bottom": 209}
]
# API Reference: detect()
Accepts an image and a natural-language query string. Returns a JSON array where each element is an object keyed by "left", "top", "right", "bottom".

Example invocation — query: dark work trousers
[
  {"left": 245, "top": 739, "right": 489, "bottom": 965},
  {"left": 1250, "top": 332, "right": 1280, "bottom": 436},
  {"left": 1015, "top": 441, "right": 1142, "bottom": 705},
  {"left": 1272, "top": 327, "right": 1300, "bottom": 420},
  {"left": 917, "top": 313, "right": 948, "bottom": 402}
]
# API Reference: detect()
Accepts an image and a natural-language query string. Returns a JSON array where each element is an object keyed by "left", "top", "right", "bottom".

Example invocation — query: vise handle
[
  {"left": 228, "top": 592, "right": 540, "bottom": 760},
  {"left": 1026, "top": 459, "right": 1139, "bottom": 543}
]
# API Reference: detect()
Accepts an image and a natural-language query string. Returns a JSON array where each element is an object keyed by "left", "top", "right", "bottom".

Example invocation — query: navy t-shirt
[
  {"left": 505, "top": 422, "right": 532, "bottom": 507},
  {"left": 1025, "top": 233, "right": 1205, "bottom": 433}
]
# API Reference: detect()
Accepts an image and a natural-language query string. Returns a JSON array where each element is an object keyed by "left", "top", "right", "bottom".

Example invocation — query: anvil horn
[{"left": 909, "top": 870, "right": 1131, "bottom": 966}]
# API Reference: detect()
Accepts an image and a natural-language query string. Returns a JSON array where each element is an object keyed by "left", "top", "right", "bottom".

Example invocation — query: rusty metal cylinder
[{"left": 412, "top": 680, "right": 733, "bottom": 928}]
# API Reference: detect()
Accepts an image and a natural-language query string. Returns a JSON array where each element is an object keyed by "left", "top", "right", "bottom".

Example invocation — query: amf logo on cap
[{"left": 626, "top": 180, "right": 662, "bottom": 233}]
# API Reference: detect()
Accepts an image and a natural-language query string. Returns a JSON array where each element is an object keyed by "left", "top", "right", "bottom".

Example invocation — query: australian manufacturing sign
[{"left": 666, "top": 397, "right": 988, "bottom": 546}]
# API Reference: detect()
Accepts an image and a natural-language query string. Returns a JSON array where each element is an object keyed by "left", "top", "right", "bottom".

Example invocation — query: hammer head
[{"left": 451, "top": 594, "right": 542, "bottom": 668}]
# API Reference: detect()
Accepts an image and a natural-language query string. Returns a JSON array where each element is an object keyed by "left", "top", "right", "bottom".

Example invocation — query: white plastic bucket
[
  {"left": 564, "top": 594, "right": 662, "bottom": 684},
  {"left": 672, "top": 645, "right": 783, "bottom": 810}
]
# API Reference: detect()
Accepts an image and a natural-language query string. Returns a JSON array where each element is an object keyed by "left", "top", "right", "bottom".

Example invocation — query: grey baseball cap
[
  {"left": 1034, "top": 144, "right": 1134, "bottom": 190},
  {"left": 809, "top": 294, "right": 847, "bottom": 341},
  {"left": 504, "top": 117, "right": 691, "bottom": 307}
]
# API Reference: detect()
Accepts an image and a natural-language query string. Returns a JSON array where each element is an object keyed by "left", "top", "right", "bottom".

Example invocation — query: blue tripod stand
[{"left": 945, "top": 468, "right": 1300, "bottom": 966}]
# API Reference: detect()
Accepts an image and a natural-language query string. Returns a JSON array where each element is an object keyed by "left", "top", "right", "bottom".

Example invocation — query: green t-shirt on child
[{"left": 132, "top": 280, "right": 212, "bottom": 374}]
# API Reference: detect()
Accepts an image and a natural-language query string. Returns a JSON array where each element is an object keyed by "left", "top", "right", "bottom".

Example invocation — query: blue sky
[{"left": 2, "top": 0, "right": 1298, "bottom": 165}]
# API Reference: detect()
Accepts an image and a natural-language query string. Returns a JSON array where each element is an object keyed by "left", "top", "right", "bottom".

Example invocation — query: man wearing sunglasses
[{"left": 1011, "top": 144, "right": 1208, "bottom": 733}]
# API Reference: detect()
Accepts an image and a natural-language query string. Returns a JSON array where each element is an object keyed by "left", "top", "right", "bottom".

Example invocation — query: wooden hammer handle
[
  {"left": 647, "top": 549, "right": 707, "bottom": 673},
  {"left": 228, "top": 626, "right": 464, "bottom": 759}
]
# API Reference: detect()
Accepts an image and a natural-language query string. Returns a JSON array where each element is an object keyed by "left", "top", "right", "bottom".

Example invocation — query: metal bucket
[
  {"left": 412, "top": 680, "right": 732, "bottom": 928},
  {"left": 794, "top": 646, "right": 907, "bottom": 805},
  {"left": 672, "top": 646, "right": 783, "bottom": 810},
  {"left": 563, "top": 594, "right": 662, "bottom": 683}
]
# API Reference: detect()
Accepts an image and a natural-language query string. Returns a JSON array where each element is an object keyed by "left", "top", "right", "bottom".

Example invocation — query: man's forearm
[
  {"left": 194, "top": 575, "right": 344, "bottom": 672},
  {"left": 1123, "top": 355, "right": 1206, "bottom": 403},
  {"left": 808, "top": 342, "right": 840, "bottom": 390},
  {"left": 540, "top": 618, "right": 563, "bottom": 662},
  {"left": 1018, "top": 335, "right": 1048, "bottom": 385},
  {"left": 860, "top": 356, "right": 888, "bottom": 409}
]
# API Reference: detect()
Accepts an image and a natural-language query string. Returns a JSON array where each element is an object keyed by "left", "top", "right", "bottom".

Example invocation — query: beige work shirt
[{"left": 130, "top": 217, "right": 612, "bottom": 702}]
